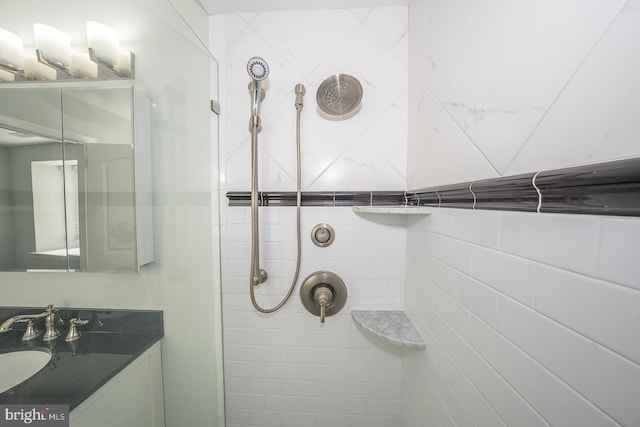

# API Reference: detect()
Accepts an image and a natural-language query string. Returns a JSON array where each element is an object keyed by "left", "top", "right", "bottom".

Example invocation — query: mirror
[{"left": 0, "top": 83, "right": 152, "bottom": 272}]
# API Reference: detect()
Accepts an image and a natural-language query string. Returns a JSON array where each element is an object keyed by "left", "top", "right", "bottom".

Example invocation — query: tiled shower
[{"left": 212, "top": 1, "right": 640, "bottom": 426}]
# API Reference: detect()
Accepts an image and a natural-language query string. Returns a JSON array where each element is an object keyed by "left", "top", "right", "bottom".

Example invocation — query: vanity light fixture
[
  {"left": 34, "top": 23, "right": 72, "bottom": 71},
  {"left": 0, "top": 28, "right": 25, "bottom": 81},
  {"left": 0, "top": 22, "right": 133, "bottom": 83},
  {"left": 86, "top": 21, "right": 133, "bottom": 78}
]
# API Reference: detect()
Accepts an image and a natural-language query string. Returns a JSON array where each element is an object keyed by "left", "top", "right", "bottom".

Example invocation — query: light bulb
[
  {"left": 0, "top": 27, "right": 25, "bottom": 70},
  {"left": 87, "top": 21, "right": 120, "bottom": 67},
  {"left": 34, "top": 23, "right": 72, "bottom": 69}
]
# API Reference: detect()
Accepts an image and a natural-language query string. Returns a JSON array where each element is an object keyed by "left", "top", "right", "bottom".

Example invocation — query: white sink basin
[{"left": 0, "top": 350, "right": 52, "bottom": 394}]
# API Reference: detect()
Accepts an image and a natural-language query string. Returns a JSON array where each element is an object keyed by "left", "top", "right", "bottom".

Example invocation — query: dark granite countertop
[{"left": 0, "top": 307, "right": 163, "bottom": 410}]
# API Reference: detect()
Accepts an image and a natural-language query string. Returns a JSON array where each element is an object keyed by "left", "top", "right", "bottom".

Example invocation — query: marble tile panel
[{"left": 507, "top": 1, "right": 640, "bottom": 175}]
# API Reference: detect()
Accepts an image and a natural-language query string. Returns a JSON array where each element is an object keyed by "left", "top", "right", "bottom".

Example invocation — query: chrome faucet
[{"left": 0, "top": 305, "right": 59, "bottom": 341}]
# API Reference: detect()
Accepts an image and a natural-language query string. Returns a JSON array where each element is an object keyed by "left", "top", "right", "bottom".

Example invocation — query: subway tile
[
  {"left": 497, "top": 296, "right": 596, "bottom": 396},
  {"left": 316, "top": 413, "right": 351, "bottom": 427},
  {"left": 452, "top": 270, "right": 499, "bottom": 327},
  {"left": 316, "top": 380, "right": 351, "bottom": 399},
  {"left": 432, "top": 388, "right": 459, "bottom": 427},
  {"left": 247, "top": 345, "right": 282, "bottom": 363},
  {"left": 298, "top": 396, "right": 333, "bottom": 413},
  {"left": 333, "top": 397, "right": 369, "bottom": 415},
  {"left": 264, "top": 394, "right": 298, "bottom": 412},
  {"left": 226, "top": 392, "right": 265, "bottom": 410},
  {"left": 432, "top": 341, "right": 507, "bottom": 427},
  {"left": 436, "top": 288, "right": 470, "bottom": 338},
  {"left": 264, "top": 362, "right": 299, "bottom": 380},
  {"left": 598, "top": 217, "right": 640, "bottom": 290},
  {"left": 368, "top": 366, "right": 403, "bottom": 383},
  {"left": 247, "top": 409, "right": 282, "bottom": 426},
  {"left": 535, "top": 265, "right": 640, "bottom": 364},
  {"left": 528, "top": 360, "right": 618, "bottom": 427},
  {"left": 429, "top": 364, "right": 476, "bottom": 427},
  {"left": 427, "top": 208, "right": 456, "bottom": 236},
  {"left": 226, "top": 361, "right": 266, "bottom": 379},
  {"left": 298, "top": 364, "right": 334, "bottom": 381},
  {"left": 226, "top": 408, "right": 248, "bottom": 425},
  {"left": 351, "top": 382, "right": 397, "bottom": 400},
  {"left": 501, "top": 211, "right": 600, "bottom": 276},
  {"left": 366, "top": 399, "right": 401, "bottom": 417},
  {"left": 448, "top": 331, "right": 548, "bottom": 427},
  {"left": 333, "top": 365, "right": 370, "bottom": 382},
  {"left": 435, "top": 235, "right": 473, "bottom": 275},
  {"left": 279, "top": 346, "right": 316, "bottom": 364},
  {"left": 424, "top": 255, "right": 457, "bottom": 295},
  {"left": 280, "top": 411, "right": 316, "bottom": 427},
  {"left": 350, "top": 415, "right": 387, "bottom": 427},
  {"left": 245, "top": 378, "right": 282, "bottom": 395},
  {"left": 472, "top": 246, "right": 536, "bottom": 306},
  {"left": 590, "top": 345, "right": 640, "bottom": 427},
  {"left": 453, "top": 209, "right": 502, "bottom": 249},
  {"left": 281, "top": 380, "right": 318, "bottom": 398},
  {"left": 350, "top": 348, "right": 402, "bottom": 367},
  {"left": 468, "top": 315, "right": 531, "bottom": 398}
]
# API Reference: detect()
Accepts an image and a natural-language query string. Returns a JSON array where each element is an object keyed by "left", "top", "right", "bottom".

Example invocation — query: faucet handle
[
  {"left": 21, "top": 320, "right": 40, "bottom": 341},
  {"left": 65, "top": 318, "right": 89, "bottom": 342},
  {"left": 42, "top": 306, "right": 60, "bottom": 341}
]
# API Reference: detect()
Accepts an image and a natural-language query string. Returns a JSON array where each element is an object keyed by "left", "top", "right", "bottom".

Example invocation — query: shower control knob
[
  {"left": 316, "top": 228, "right": 330, "bottom": 243},
  {"left": 311, "top": 224, "right": 335, "bottom": 247},
  {"left": 300, "top": 271, "right": 348, "bottom": 324},
  {"left": 314, "top": 286, "right": 334, "bottom": 323}
]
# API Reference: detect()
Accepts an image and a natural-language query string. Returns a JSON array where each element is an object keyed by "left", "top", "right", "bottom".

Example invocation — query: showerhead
[
  {"left": 247, "top": 56, "right": 269, "bottom": 81},
  {"left": 247, "top": 56, "right": 269, "bottom": 118}
]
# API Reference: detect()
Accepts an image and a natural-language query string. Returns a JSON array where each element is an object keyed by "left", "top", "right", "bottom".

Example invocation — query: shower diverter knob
[
  {"left": 300, "top": 271, "right": 347, "bottom": 324},
  {"left": 311, "top": 224, "right": 335, "bottom": 247}
]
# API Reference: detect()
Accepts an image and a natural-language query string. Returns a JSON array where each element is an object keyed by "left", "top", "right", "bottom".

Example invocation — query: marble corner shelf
[
  {"left": 351, "top": 310, "right": 425, "bottom": 350},
  {"left": 352, "top": 206, "right": 432, "bottom": 215}
]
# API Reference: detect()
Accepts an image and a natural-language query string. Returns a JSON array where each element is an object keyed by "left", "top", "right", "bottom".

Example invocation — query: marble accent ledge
[{"left": 351, "top": 310, "right": 425, "bottom": 350}]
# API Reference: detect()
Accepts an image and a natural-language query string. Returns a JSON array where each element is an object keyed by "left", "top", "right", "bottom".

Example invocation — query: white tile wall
[
  {"left": 224, "top": 7, "right": 408, "bottom": 192},
  {"left": 222, "top": 206, "right": 409, "bottom": 426},
  {"left": 402, "top": 208, "right": 640, "bottom": 427},
  {"left": 408, "top": 0, "right": 640, "bottom": 188},
  {"left": 217, "top": 2, "right": 640, "bottom": 427},
  {"left": 220, "top": 7, "right": 411, "bottom": 425}
]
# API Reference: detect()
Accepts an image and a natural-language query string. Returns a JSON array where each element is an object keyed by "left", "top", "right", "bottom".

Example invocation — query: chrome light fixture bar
[{"left": 0, "top": 22, "right": 134, "bottom": 83}]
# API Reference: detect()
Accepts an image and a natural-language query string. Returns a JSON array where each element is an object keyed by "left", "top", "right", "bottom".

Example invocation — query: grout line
[
  {"left": 532, "top": 171, "right": 543, "bottom": 213},
  {"left": 469, "top": 182, "right": 477, "bottom": 210}
]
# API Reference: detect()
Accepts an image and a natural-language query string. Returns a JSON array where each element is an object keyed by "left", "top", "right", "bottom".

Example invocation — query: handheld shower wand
[
  {"left": 247, "top": 56, "right": 269, "bottom": 118},
  {"left": 246, "top": 54, "right": 306, "bottom": 313}
]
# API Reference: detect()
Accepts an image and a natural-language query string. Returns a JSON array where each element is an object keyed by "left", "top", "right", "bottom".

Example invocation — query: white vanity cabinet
[{"left": 70, "top": 341, "right": 164, "bottom": 427}]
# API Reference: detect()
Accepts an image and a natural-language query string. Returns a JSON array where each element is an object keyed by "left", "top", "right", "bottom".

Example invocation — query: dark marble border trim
[
  {"left": 535, "top": 157, "right": 640, "bottom": 216},
  {"left": 226, "top": 191, "right": 407, "bottom": 207},
  {"left": 226, "top": 157, "right": 640, "bottom": 217}
]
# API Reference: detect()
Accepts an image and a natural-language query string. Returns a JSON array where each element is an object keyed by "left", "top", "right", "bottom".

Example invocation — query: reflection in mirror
[
  {"left": 0, "top": 84, "right": 149, "bottom": 272},
  {"left": 0, "top": 88, "right": 68, "bottom": 271},
  {"left": 62, "top": 85, "right": 138, "bottom": 272}
]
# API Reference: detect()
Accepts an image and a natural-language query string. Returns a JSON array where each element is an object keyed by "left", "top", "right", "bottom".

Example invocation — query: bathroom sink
[{"left": 0, "top": 350, "right": 51, "bottom": 394}]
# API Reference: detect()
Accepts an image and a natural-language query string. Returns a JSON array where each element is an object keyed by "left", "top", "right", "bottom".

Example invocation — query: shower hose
[{"left": 249, "top": 91, "right": 303, "bottom": 313}]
